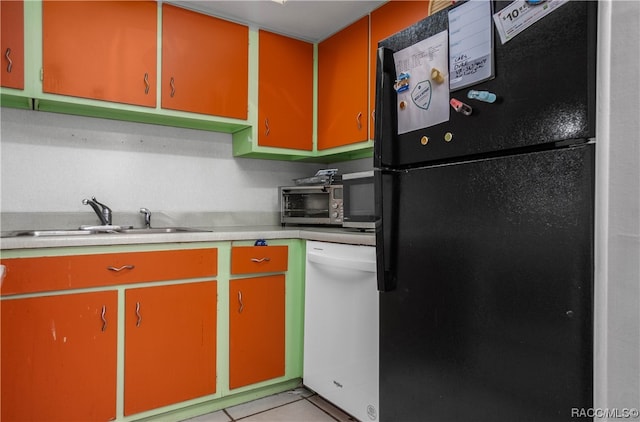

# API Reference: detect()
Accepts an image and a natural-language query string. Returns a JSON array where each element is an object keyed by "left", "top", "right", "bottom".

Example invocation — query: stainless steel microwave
[
  {"left": 280, "top": 185, "right": 343, "bottom": 226},
  {"left": 342, "top": 171, "right": 376, "bottom": 229}
]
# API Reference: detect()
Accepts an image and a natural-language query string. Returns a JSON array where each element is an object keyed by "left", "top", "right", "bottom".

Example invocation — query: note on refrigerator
[
  {"left": 493, "top": 0, "right": 569, "bottom": 44},
  {"left": 394, "top": 30, "right": 449, "bottom": 135},
  {"left": 448, "top": 0, "right": 494, "bottom": 91}
]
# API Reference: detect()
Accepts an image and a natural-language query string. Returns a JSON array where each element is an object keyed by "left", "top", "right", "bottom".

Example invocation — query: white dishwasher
[{"left": 304, "top": 240, "right": 379, "bottom": 421}]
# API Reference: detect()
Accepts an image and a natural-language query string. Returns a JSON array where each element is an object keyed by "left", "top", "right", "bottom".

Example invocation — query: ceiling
[{"left": 170, "top": 0, "right": 387, "bottom": 42}]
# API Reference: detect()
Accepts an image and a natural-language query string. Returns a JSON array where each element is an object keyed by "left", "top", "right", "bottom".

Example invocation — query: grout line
[
  {"left": 232, "top": 396, "right": 307, "bottom": 421},
  {"left": 222, "top": 408, "right": 234, "bottom": 421},
  {"left": 304, "top": 396, "right": 349, "bottom": 422}
]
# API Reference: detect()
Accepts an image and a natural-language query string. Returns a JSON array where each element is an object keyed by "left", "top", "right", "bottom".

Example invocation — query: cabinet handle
[
  {"left": 135, "top": 301, "right": 142, "bottom": 327},
  {"left": 101, "top": 305, "right": 107, "bottom": 332},
  {"left": 250, "top": 257, "right": 271, "bottom": 263},
  {"left": 170, "top": 77, "right": 176, "bottom": 97},
  {"left": 144, "top": 72, "right": 150, "bottom": 94},
  {"left": 5, "top": 48, "right": 12, "bottom": 73},
  {"left": 107, "top": 265, "right": 135, "bottom": 272},
  {"left": 356, "top": 112, "right": 363, "bottom": 130},
  {"left": 238, "top": 291, "right": 244, "bottom": 313},
  {"left": 264, "top": 118, "right": 270, "bottom": 136}
]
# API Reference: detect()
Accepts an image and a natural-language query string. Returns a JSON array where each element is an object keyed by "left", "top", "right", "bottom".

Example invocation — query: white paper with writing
[
  {"left": 449, "top": 0, "right": 494, "bottom": 91},
  {"left": 394, "top": 30, "right": 450, "bottom": 135}
]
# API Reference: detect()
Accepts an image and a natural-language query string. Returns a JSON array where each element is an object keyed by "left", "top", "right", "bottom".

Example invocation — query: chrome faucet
[
  {"left": 82, "top": 197, "right": 112, "bottom": 226},
  {"left": 139, "top": 208, "right": 152, "bottom": 228}
]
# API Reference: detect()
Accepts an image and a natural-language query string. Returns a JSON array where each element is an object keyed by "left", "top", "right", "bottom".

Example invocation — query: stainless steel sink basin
[
  {"left": 2, "top": 227, "right": 211, "bottom": 238},
  {"left": 117, "top": 227, "right": 211, "bottom": 234},
  {"left": 7, "top": 229, "right": 104, "bottom": 237}
]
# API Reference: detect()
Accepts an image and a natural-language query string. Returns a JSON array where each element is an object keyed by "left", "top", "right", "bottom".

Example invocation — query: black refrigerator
[{"left": 374, "top": 1, "right": 596, "bottom": 421}]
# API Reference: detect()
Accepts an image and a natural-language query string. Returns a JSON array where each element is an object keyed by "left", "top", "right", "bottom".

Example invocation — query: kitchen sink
[
  {"left": 2, "top": 227, "right": 211, "bottom": 238},
  {"left": 117, "top": 227, "right": 211, "bottom": 234}
]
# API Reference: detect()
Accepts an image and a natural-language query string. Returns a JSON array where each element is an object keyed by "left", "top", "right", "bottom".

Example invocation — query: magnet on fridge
[
  {"left": 399, "top": 100, "right": 408, "bottom": 110},
  {"left": 430, "top": 68, "right": 445, "bottom": 84},
  {"left": 394, "top": 73, "right": 410, "bottom": 93},
  {"left": 467, "top": 90, "right": 497, "bottom": 103},
  {"left": 254, "top": 239, "right": 268, "bottom": 246},
  {"left": 450, "top": 98, "right": 473, "bottom": 116}
]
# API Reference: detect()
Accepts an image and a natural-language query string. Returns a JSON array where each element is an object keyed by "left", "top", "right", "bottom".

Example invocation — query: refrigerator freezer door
[
  {"left": 378, "top": 144, "right": 594, "bottom": 421},
  {"left": 375, "top": 1, "right": 597, "bottom": 168}
]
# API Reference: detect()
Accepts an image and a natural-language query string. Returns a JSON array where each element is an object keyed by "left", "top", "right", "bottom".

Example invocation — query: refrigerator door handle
[
  {"left": 375, "top": 169, "right": 398, "bottom": 292},
  {"left": 374, "top": 47, "right": 398, "bottom": 169}
]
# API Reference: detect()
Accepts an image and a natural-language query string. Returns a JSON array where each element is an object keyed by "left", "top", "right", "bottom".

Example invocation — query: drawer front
[
  {"left": 1, "top": 248, "right": 217, "bottom": 296},
  {"left": 231, "top": 246, "right": 288, "bottom": 275}
]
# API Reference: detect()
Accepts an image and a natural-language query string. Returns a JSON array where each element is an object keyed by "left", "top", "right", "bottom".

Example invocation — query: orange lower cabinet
[
  {"left": 1, "top": 291, "right": 118, "bottom": 422},
  {"left": 229, "top": 275, "right": 285, "bottom": 389},
  {"left": 124, "top": 281, "right": 217, "bottom": 416}
]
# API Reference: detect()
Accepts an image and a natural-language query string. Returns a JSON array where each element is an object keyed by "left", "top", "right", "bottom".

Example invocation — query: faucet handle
[
  {"left": 139, "top": 208, "right": 152, "bottom": 228},
  {"left": 91, "top": 196, "right": 112, "bottom": 225}
]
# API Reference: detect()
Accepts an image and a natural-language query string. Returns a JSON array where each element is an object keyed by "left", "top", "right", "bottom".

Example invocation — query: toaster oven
[{"left": 280, "top": 185, "right": 343, "bottom": 226}]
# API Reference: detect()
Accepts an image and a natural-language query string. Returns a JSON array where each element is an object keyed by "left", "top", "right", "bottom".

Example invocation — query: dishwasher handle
[{"left": 307, "top": 251, "right": 376, "bottom": 273}]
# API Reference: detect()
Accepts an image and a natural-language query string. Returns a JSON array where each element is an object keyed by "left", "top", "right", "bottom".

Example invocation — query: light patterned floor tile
[
  {"left": 240, "top": 399, "right": 336, "bottom": 422},
  {"left": 306, "top": 395, "right": 357, "bottom": 422},
  {"left": 183, "top": 410, "right": 231, "bottom": 422},
  {"left": 225, "top": 388, "right": 312, "bottom": 420}
]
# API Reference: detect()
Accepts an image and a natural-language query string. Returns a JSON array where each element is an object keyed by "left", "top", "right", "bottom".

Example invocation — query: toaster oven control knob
[
  {"left": 332, "top": 211, "right": 339, "bottom": 219},
  {"left": 332, "top": 202, "right": 338, "bottom": 209}
]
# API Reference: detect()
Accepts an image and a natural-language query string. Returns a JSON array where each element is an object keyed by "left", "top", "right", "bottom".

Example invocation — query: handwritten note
[
  {"left": 448, "top": 0, "right": 494, "bottom": 91},
  {"left": 394, "top": 30, "right": 450, "bottom": 134}
]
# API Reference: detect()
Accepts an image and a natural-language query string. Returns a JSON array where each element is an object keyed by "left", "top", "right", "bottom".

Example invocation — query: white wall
[
  {"left": 595, "top": 1, "right": 640, "bottom": 419},
  {"left": 0, "top": 108, "right": 322, "bottom": 215}
]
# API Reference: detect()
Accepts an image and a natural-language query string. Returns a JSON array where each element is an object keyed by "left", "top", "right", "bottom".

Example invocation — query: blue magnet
[
  {"left": 467, "top": 90, "right": 497, "bottom": 103},
  {"left": 254, "top": 239, "right": 268, "bottom": 246},
  {"left": 394, "top": 73, "right": 410, "bottom": 93}
]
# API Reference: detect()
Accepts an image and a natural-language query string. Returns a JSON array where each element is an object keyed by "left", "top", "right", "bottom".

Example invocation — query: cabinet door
[
  {"left": 124, "top": 281, "right": 217, "bottom": 415},
  {"left": 258, "top": 30, "right": 313, "bottom": 150},
  {"left": 1, "top": 291, "right": 118, "bottom": 421},
  {"left": 229, "top": 275, "right": 285, "bottom": 389},
  {"left": 42, "top": 1, "right": 157, "bottom": 107},
  {"left": 1, "top": 0, "right": 24, "bottom": 89},
  {"left": 369, "top": 1, "right": 431, "bottom": 139},
  {"left": 318, "top": 16, "right": 369, "bottom": 150},
  {"left": 162, "top": 4, "right": 248, "bottom": 119}
]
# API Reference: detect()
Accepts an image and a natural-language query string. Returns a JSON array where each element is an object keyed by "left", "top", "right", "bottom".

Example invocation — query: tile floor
[{"left": 183, "top": 387, "right": 358, "bottom": 422}]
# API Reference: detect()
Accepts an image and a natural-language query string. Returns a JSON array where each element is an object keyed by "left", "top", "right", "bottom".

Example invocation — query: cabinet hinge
[{"left": 40, "top": 68, "right": 44, "bottom": 81}]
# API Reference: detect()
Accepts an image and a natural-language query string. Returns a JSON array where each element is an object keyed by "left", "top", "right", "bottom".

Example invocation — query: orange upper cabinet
[
  {"left": 1, "top": 291, "right": 118, "bottom": 421},
  {"left": 1, "top": 0, "right": 24, "bottom": 89},
  {"left": 42, "top": 1, "right": 157, "bottom": 107},
  {"left": 318, "top": 16, "right": 369, "bottom": 150},
  {"left": 258, "top": 30, "right": 313, "bottom": 150},
  {"left": 369, "top": 1, "right": 431, "bottom": 139},
  {"left": 124, "top": 281, "right": 217, "bottom": 415},
  {"left": 162, "top": 4, "right": 248, "bottom": 120}
]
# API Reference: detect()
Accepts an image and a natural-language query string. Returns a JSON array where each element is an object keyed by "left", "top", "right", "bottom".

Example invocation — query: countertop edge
[{"left": 0, "top": 226, "right": 375, "bottom": 250}]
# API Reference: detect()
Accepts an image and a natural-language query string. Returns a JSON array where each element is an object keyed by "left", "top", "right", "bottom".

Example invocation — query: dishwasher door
[{"left": 303, "top": 240, "right": 379, "bottom": 421}]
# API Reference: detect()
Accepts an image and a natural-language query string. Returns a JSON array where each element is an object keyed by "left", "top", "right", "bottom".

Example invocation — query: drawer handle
[
  {"left": 170, "top": 76, "right": 176, "bottom": 97},
  {"left": 250, "top": 257, "right": 271, "bottom": 263},
  {"left": 264, "top": 118, "right": 270, "bottom": 136},
  {"left": 101, "top": 305, "right": 107, "bottom": 332},
  {"left": 135, "top": 302, "right": 142, "bottom": 327},
  {"left": 5, "top": 48, "right": 12, "bottom": 73},
  {"left": 107, "top": 265, "right": 135, "bottom": 272},
  {"left": 356, "top": 111, "right": 362, "bottom": 130},
  {"left": 144, "top": 72, "right": 150, "bottom": 94},
  {"left": 238, "top": 291, "right": 244, "bottom": 313}
]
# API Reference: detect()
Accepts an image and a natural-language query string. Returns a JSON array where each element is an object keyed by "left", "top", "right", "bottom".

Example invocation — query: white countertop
[{"left": 0, "top": 226, "right": 375, "bottom": 250}]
